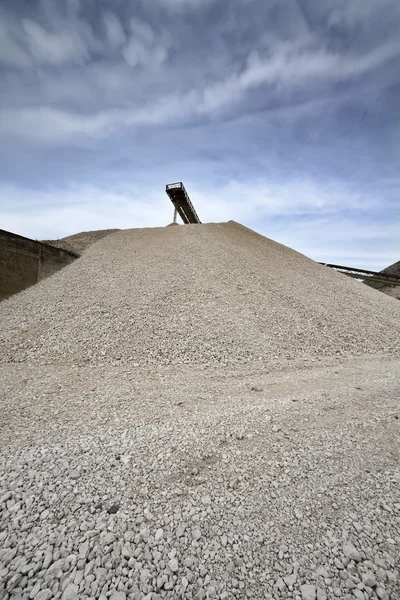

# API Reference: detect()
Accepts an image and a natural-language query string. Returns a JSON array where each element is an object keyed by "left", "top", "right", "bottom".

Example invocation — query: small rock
[
  {"left": 176, "top": 525, "right": 185, "bottom": 538},
  {"left": 107, "top": 504, "right": 120, "bottom": 514},
  {"left": 0, "top": 491, "right": 12, "bottom": 503},
  {"left": 42, "top": 551, "right": 53, "bottom": 570},
  {"left": 164, "top": 581, "right": 175, "bottom": 590},
  {"left": 301, "top": 584, "right": 317, "bottom": 600},
  {"left": 317, "top": 589, "right": 327, "bottom": 600},
  {"left": 34, "top": 591, "right": 52, "bottom": 600},
  {"left": 345, "top": 579, "right": 355, "bottom": 590},
  {"left": 385, "top": 571, "right": 397, "bottom": 585},
  {"left": 96, "top": 567, "right": 107, "bottom": 582},
  {"left": 156, "top": 575, "right": 167, "bottom": 589},
  {"left": 104, "top": 532, "right": 115, "bottom": 544},
  {"left": 276, "top": 578, "right": 286, "bottom": 592},
  {"left": 110, "top": 593, "right": 127, "bottom": 600},
  {"left": 352, "top": 590, "right": 364, "bottom": 600},
  {"left": 169, "top": 558, "right": 179, "bottom": 572},
  {"left": 376, "top": 589, "right": 389, "bottom": 600},
  {"left": 343, "top": 541, "right": 362, "bottom": 562},
  {"left": 78, "top": 540, "right": 89, "bottom": 560},
  {"left": 62, "top": 583, "right": 79, "bottom": 600},
  {"left": 284, "top": 574, "right": 296, "bottom": 587},
  {"left": 30, "top": 583, "right": 41, "bottom": 599},
  {"left": 192, "top": 528, "right": 201, "bottom": 540},
  {"left": 48, "top": 558, "right": 67, "bottom": 573},
  {"left": 316, "top": 567, "right": 329, "bottom": 579},
  {"left": 7, "top": 573, "right": 22, "bottom": 591},
  {"left": 144, "top": 508, "right": 153, "bottom": 520},
  {"left": 362, "top": 573, "right": 376, "bottom": 587}
]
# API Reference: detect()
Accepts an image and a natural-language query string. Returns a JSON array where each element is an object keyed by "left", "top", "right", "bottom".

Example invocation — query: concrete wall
[{"left": 0, "top": 229, "right": 78, "bottom": 301}]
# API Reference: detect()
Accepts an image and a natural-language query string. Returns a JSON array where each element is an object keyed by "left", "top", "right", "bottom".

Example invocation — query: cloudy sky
[{"left": 0, "top": 0, "right": 399, "bottom": 268}]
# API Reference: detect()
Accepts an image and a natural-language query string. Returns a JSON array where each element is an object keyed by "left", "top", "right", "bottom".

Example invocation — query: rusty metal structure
[
  {"left": 320, "top": 263, "right": 400, "bottom": 286},
  {"left": 165, "top": 182, "right": 201, "bottom": 224}
]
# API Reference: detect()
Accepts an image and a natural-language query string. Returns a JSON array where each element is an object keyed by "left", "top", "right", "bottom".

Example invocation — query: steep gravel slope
[
  {"left": 1, "top": 221, "right": 399, "bottom": 367},
  {"left": 43, "top": 229, "right": 120, "bottom": 255}
]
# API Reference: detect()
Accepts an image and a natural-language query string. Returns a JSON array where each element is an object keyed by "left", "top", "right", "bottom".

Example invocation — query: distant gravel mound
[
  {"left": 2, "top": 221, "right": 399, "bottom": 366},
  {"left": 43, "top": 228, "right": 120, "bottom": 255},
  {"left": 380, "top": 285, "right": 400, "bottom": 300},
  {"left": 364, "top": 259, "right": 400, "bottom": 301}
]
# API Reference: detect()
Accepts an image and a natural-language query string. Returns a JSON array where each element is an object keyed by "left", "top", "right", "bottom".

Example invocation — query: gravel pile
[
  {"left": 0, "top": 221, "right": 399, "bottom": 600},
  {"left": 43, "top": 229, "right": 120, "bottom": 255},
  {"left": 364, "top": 260, "right": 400, "bottom": 301},
  {"left": 1, "top": 221, "right": 399, "bottom": 367},
  {"left": 379, "top": 286, "right": 400, "bottom": 301}
]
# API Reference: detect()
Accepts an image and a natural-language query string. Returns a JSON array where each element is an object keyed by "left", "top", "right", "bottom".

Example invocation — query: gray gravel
[
  {"left": 0, "top": 222, "right": 399, "bottom": 599},
  {"left": 0, "top": 356, "right": 399, "bottom": 599}
]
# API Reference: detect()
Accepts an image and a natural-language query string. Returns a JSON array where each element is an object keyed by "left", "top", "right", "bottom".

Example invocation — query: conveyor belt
[
  {"left": 165, "top": 182, "right": 201, "bottom": 224},
  {"left": 320, "top": 263, "right": 400, "bottom": 286}
]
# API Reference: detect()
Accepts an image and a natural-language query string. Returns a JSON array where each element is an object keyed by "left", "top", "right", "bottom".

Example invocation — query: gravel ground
[
  {"left": 0, "top": 356, "right": 399, "bottom": 600},
  {"left": 0, "top": 222, "right": 399, "bottom": 599},
  {"left": 1, "top": 222, "right": 399, "bottom": 367}
]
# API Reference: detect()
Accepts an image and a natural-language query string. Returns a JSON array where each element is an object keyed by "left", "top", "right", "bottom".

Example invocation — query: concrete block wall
[{"left": 0, "top": 229, "right": 78, "bottom": 301}]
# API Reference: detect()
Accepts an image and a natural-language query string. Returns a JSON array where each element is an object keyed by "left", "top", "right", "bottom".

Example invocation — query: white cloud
[
  {"left": 0, "top": 19, "right": 31, "bottom": 68},
  {"left": 129, "top": 18, "right": 155, "bottom": 46},
  {"left": 209, "top": 38, "right": 400, "bottom": 108},
  {"left": 103, "top": 12, "right": 126, "bottom": 48},
  {"left": 122, "top": 18, "right": 167, "bottom": 68},
  {"left": 327, "top": 0, "right": 400, "bottom": 29},
  {"left": 22, "top": 18, "right": 90, "bottom": 66},
  {"left": 188, "top": 178, "right": 383, "bottom": 224},
  {"left": 0, "top": 106, "right": 113, "bottom": 142}
]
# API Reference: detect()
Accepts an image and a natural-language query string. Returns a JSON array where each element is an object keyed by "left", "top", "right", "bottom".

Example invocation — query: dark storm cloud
[{"left": 0, "top": 0, "right": 399, "bottom": 268}]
